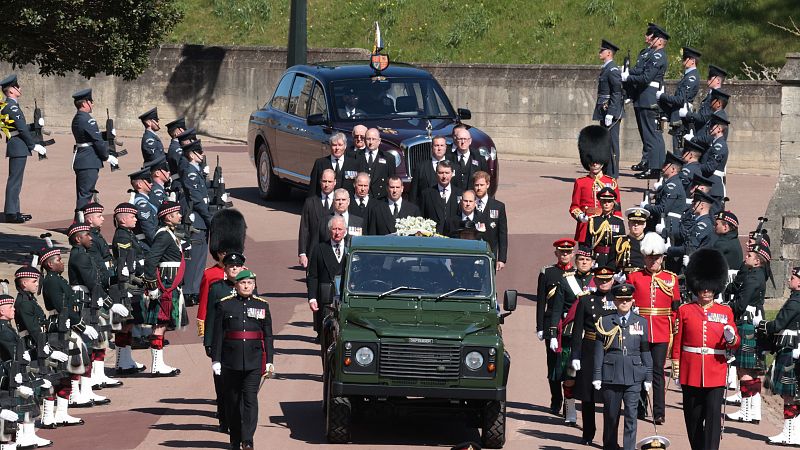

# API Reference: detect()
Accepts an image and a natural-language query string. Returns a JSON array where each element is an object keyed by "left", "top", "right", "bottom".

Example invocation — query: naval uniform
[
  {"left": 2, "top": 97, "right": 36, "bottom": 218},
  {"left": 71, "top": 110, "right": 110, "bottom": 209},
  {"left": 211, "top": 292, "right": 273, "bottom": 449},
  {"left": 611, "top": 234, "right": 644, "bottom": 273},
  {"left": 582, "top": 213, "right": 625, "bottom": 267}
]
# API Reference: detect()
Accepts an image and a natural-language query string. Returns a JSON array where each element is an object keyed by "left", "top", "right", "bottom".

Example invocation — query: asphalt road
[{"left": 0, "top": 130, "right": 781, "bottom": 449}]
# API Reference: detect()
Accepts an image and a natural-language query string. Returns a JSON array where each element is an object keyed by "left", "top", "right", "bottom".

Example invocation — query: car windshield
[
  {"left": 331, "top": 78, "right": 455, "bottom": 121},
  {"left": 347, "top": 251, "right": 492, "bottom": 298}
]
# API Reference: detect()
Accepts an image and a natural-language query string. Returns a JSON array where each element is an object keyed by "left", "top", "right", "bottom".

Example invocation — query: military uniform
[
  {"left": 658, "top": 47, "right": 701, "bottom": 154},
  {"left": 164, "top": 117, "right": 186, "bottom": 176},
  {"left": 645, "top": 169, "right": 686, "bottom": 243},
  {"left": 569, "top": 175, "right": 620, "bottom": 241},
  {"left": 211, "top": 271, "right": 273, "bottom": 450},
  {"left": 1, "top": 75, "right": 38, "bottom": 222},
  {"left": 713, "top": 211, "right": 743, "bottom": 270},
  {"left": 593, "top": 40, "right": 623, "bottom": 178},
  {"left": 611, "top": 234, "right": 644, "bottom": 272},
  {"left": 70, "top": 89, "right": 110, "bottom": 209},
  {"left": 181, "top": 142, "right": 213, "bottom": 302},
  {"left": 583, "top": 213, "right": 625, "bottom": 267},
  {"left": 667, "top": 193, "right": 717, "bottom": 266},
  {"left": 129, "top": 167, "right": 159, "bottom": 249},
  {"left": 139, "top": 108, "right": 164, "bottom": 164},
  {"left": 593, "top": 285, "right": 652, "bottom": 450},
  {"left": 699, "top": 135, "right": 729, "bottom": 199}
]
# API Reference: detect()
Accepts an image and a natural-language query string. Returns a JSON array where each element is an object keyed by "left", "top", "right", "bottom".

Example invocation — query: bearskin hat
[
  {"left": 640, "top": 232, "right": 667, "bottom": 256},
  {"left": 685, "top": 248, "right": 729, "bottom": 295},
  {"left": 209, "top": 208, "right": 247, "bottom": 261},
  {"left": 578, "top": 125, "right": 611, "bottom": 171}
]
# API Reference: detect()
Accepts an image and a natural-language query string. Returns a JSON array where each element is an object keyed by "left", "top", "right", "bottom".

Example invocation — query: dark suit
[
  {"left": 593, "top": 313, "right": 653, "bottom": 450},
  {"left": 357, "top": 149, "right": 396, "bottom": 200},
  {"left": 409, "top": 158, "right": 453, "bottom": 204},
  {"left": 420, "top": 185, "right": 463, "bottom": 234},
  {"left": 366, "top": 200, "right": 420, "bottom": 235},
  {"left": 211, "top": 293, "right": 273, "bottom": 449},
  {"left": 345, "top": 144, "right": 366, "bottom": 160},
  {"left": 298, "top": 195, "right": 333, "bottom": 258},
  {"left": 476, "top": 197, "right": 508, "bottom": 263},
  {"left": 308, "top": 154, "right": 359, "bottom": 197},
  {"left": 449, "top": 150, "right": 488, "bottom": 190},
  {"left": 349, "top": 196, "right": 373, "bottom": 223},
  {"left": 306, "top": 241, "right": 344, "bottom": 334}
]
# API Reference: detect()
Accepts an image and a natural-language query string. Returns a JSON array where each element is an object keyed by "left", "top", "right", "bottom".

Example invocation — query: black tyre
[
  {"left": 256, "top": 142, "right": 288, "bottom": 200},
  {"left": 481, "top": 400, "right": 506, "bottom": 449},
  {"left": 326, "top": 393, "right": 352, "bottom": 444}
]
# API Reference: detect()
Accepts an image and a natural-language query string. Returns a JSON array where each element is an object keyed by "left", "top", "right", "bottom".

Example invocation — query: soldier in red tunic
[
  {"left": 672, "top": 248, "right": 739, "bottom": 450},
  {"left": 570, "top": 126, "right": 621, "bottom": 241},
  {"left": 627, "top": 232, "right": 679, "bottom": 424}
]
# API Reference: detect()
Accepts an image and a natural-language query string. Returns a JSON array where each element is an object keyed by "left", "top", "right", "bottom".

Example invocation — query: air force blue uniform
[
  {"left": 71, "top": 110, "right": 109, "bottom": 209},
  {"left": 181, "top": 161, "right": 212, "bottom": 298},
  {"left": 2, "top": 97, "right": 36, "bottom": 217}
]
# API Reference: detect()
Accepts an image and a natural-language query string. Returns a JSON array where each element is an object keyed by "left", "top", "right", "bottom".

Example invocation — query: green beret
[{"left": 235, "top": 270, "right": 256, "bottom": 281}]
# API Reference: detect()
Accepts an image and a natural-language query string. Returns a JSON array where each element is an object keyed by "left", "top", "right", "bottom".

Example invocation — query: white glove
[
  {"left": 110, "top": 303, "right": 129, "bottom": 316},
  {"left": 682, "top": 255, "right": 690, "bottom": 267},
  {"left": 0, "top": 409, "right": 18, "bottom": 422},
  {"left": 653, "top": 179, "right": 663, "bottom": 190},
  {"left": 264, "top": 363, "right": 275, "bottom": 379},
  {"left": 578, "top": 213, "right": 589, "bottom": 223},
  {"left": 49, "top": 351, "right": 68, "bottom": 363},
  {"left": 665, "top": 238, "right": 672, "bottom": 247},
  {"left": 723, "top": 324, "right": 736, "bottom": 344},
  {"left": 22, "top": 351, "right": 30, "bottom": 362},
  {"left": 621, "top": 69, "right": 629, "bottom": 82},
  {"left": 16, "top": 386, "right": 33, "bottom": 398},
  {"left": 679, "top": 104, "right": 689, "bottom": 118},
  {"left": 147, "top": 289, "right": 160, "bottom": 301},
  {"left": 106, "top": 155, "right": 119, "bottom": 166},
  {"left": 793, "top": 348, "right": 800, "bottom": 359},
  {"left": 656, "top": 86, "right": 664, "bottom": 99},
  {"left": 43, "top": 344, "right": 52, "bottom": 355},
  {"left": 212, "top": 361, "right": 221, "bottom": 376},
  {"left": 604, "top": 114, "right": 613, "bottom": 127},
  {"left": 639, "top": 200, "right": 648, "bottom": 208},
  {"left": 41, "top": 379, "right": 52, "bottom": 390},
  {"left": 65, "top": 318, "right": 70, "bottom": 328},
  {"left": 96, "top": 297, "right": 105, "bottom": 307},
  {"left": 221, "top": 193, "right": 229, "bottom": 203},
  {"left": 613, "top": 272, "right": 626, "bottom": 284},
  {"left": 203, "top": 165, "right": 210, "bottom": 175},
  {"left": 753, "top": 311, "right": 763, "bottom": 328},
  {"left": 633, "top": 306, "right": 640, "bottom": 315},
  {"left": 655, "top": 223, "right": 665, "bottom": 234},
  {"left": 13, "top": 374, "right": 22, "bottom": 385},
  {"left": 571, "top": 359, "right": 581, "bottom": 371},
  {"left": 644, "top": 381, "right": 652, "bottom": 392},
  {"left": 549, "top": 338, "right": 558, "bottom": 352},
  {"left": 536, "top": 331, "right": 544, "bottom": 341},
  {"left": 592, "top": 380, "right": 602, "bottom": 391},
  {"left": 684, "top": 129, "right": 695, "bottom": 142},
  {"left": 83, "top": 325, "right": 99, "bottom": 340},
  {"left": 33, "top": 144, "right": 47, "bottom": 156}
]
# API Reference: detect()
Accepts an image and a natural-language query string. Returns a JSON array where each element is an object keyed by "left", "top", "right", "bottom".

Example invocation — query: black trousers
[
  {"left": 223, "top": 367, "right": 260, "bottom": 448},
  {"left": 639, "top": 342, "right": 667, "bottom": 418},
  {"left": 4, "top": 156, "right": 26, "bottom": 215},
  {"left": 545, "top": 342, "right": 562, "bottom": 410},
  {"left": 602, "top": 383, "right": 641, "bottom": 450},
  {"left": 682, "top": 385, "right": 723, "bottom": 450},
  {"left": 581, "top": 401, "right": 596, "bottom": 442},
  {"left": 601, "top": 119, "right": 621, "bottom": 179},
  {"left": 74, "top": 168, "right": 99, "bottom": 210},
  {"left": 213, "top": 373, "right": 227, "bottom": 427},
  {"left": 184, "top": 229, "right": 208, "bottom": 296},
  {"left": 634, "top": 107, "right": 665, "bottom": 170}
]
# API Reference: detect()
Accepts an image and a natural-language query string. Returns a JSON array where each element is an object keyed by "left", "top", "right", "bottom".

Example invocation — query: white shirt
[
  {"left": 438, "top": 183, "right": 450, "bottom": 203},
  {"left": 355, "top": 196, "right": 369, "bottom": 208},
  {"left": 366, "top": 149, "right": 378, "bottom": 163},
  {"left": 432, "top": 157, "right": 445, "bottom": 171},
  {"left": 321, "top": 192, "right": 333, "bottom": 208},
  {"left": 338, "top": 211, "right": 350, "bottom": 227},
  {"left": 330, "top": 155, "right": 341, "bottom": 171},
  {"left": 476, "top": 194, "right": 489, "bottom": 213},
  {"left": 331, "top": 240, "right": 345, "bottom": 263},
  {"left": 461, "top": 212, "right": 474, "bottom": 222},
  {"left": 389, "top": 198, "right": 403, "bottom": 213}
]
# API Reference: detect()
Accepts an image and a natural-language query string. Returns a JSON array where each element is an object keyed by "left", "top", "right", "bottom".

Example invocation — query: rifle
[
  {"left": 208, "top": 155, "right": 233, "bottom": 214},
  {"left": 29, "top": 99, "right": 55, "bottom": 160},
  {"left": 101, "top": 108, "right": 128, "bottom": 171}
]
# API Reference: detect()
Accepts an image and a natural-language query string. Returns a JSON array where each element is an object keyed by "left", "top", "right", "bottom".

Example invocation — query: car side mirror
[
  {"left": 458, "top": 108, "right": 472, "bottom": 120},
  {"left": 307, "top": 113, "right": 329, "bottom": 126},
  {"left": 503, "top": 289, "right": 517, "bottom": 312}
]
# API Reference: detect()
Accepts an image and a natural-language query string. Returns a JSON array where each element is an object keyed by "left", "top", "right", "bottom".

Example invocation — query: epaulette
[
  {"left": 628, "top": 268, "right": 643, "bottom": 274},
  {"left": 540, "top": 264, "right": 555, "bottom": 275},
  {"left": 662, "top": 270, "right": 678, "bottom": 279},
  {"left": 252, "top": 295, "right": 268, "bottom": 303},
  {"left": 219, "top": 294, "right": 235, "bottom": 302}
]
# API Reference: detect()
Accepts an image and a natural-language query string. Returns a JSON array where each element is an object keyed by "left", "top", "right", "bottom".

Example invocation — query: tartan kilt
[
  {"left": 733, "top": 322, "right": 762, "bottom": 369},
  {"left": 548, "top": 342, "right": 573, "bottom": 382},
  {"left": 129, "top": 293, "right": 145, "bottom": 325},
  {"left": 771, "top": 349, "right": 797, "bottom": 397},
  {"left": 144, "top": 279, "right": 182, "bottom": 328}
]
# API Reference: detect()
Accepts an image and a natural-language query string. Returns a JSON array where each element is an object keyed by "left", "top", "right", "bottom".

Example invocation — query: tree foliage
[{"left": 0, "top": 0, "right": 183, "bottom": 80}]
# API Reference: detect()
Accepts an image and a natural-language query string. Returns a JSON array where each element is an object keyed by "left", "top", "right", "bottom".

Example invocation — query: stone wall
[{"left": 0, "top": 44, "right": 781, "bottom": 170}]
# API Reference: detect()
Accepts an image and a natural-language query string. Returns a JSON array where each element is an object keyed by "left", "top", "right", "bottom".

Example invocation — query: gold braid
[
  {"left": 595, "top": 317, "right": 622, "bottom": 351},
  {"left": 615, "top": 236, "right": 631, "bottom": 267},
  {"left": 589, "top": 217, "right": 613, "bottom": 248},
  {"left": 651, "top": 271, "right": 675, "bottom": 298}
]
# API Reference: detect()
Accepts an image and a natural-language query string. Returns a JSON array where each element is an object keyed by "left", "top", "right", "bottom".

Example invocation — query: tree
[{"left": 0, "top": 0, "right": 183, "bottom": 80}]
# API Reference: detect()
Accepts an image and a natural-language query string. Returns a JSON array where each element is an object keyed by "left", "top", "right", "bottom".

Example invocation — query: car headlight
[
  {"left": 489, "top": 146, "right": 497, "bottom": 161},
  {"left": 464, "top": 351, "right": 484, "bottom": 371},
  {"left": 385, "top": 149, "right": 402, "bottom": 167},
  {"left": 355, "top": 346, "right": 374, "bottom": 366}
]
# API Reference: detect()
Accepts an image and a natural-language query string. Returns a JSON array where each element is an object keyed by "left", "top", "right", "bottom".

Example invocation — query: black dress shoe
[
  {"left": 654, "top": 416, "right": 665, "bottom": 425},
  {"left": 631, "top": 162, "right": 647, "bottom": 171},
  {"left": 5, "top": 214, "right": 25, "bottom": 224},
  {"left": 634, "top": 169, "right": 661, "bottom": 180},
  {"left": 20, "top": 213, "right": 31, "bottom": 220}
]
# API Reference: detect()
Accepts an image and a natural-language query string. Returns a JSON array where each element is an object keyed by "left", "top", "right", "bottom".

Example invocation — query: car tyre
[
  {"left": 481, "top": 400, "right": 506, "bottom": 449},
  {"left": 326, "top": 392, "right": 352, "bottom": 444},
  {"left": 256, "top": 142, "right": 288, "bottom": 200}
]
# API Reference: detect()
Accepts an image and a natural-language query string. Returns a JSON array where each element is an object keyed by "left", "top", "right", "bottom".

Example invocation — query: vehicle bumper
[{"left": 332, "top": 382, "right": 506, "bottom": 401}]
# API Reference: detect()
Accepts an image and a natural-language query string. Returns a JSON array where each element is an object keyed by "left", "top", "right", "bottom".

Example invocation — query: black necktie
[
  {"left": 621, "top": 316, "right": 627, "bottom": 328},
  {"left": 367, "top": 152, "right": 374, "bottom": 166},
  {"left": 392, "top": 203, "right": 399, "bottom": 218},
  {"left": 323, "top": 196, "right": 329, "bottom": 210},
  {"left": 460, "top": 155, "right": 468, "bottom": 170},
  {"left": 333, "top": 158, "right": 340, "bottom": 176},
  {"left": 334, "top": 243, "right": 341, "bottom": 259}
]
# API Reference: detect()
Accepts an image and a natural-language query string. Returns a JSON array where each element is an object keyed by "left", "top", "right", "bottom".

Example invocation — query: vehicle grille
[
  {"left": 379, "top": 342, "right": 461, "bottom": 379},
  {"left": 405, "top": 141, "right": 432, "bottom": 176}
]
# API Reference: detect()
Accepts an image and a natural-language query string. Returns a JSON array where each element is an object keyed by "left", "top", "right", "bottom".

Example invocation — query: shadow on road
[
  {"left": 160, "top": 440, "right": 228, "bottom": 449},
  {"left": 541, "top": 175, "right": 576, "bottom": 184},
  {"left": 132, "top": 406, "right": 217, "bottom": 419},
  {"left": 226, "top": 186, "right": 306, "bottom": 215},
  {"left": 274, "top": 334, "right": 317, "bottom": 344},
  {"left": 160, "top": 397, "right": 217, "bottom": 406}
]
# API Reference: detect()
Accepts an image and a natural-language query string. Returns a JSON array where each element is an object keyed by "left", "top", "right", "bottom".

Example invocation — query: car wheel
[
  {"left": 481, "top": 400, "right": 506, "bottom": 449},
  {"left": 256, "top": 142, "right": 288, "bottom": 200},
  {"left": 326, "top": 393, "right": 352, "bottom": 443}
]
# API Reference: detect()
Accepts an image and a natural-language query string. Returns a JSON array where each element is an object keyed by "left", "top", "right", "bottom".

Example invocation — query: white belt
[
  {"left": 159, "top": 262, "right": 181, "bottom": 268},
  {"left": 780, "top": 330, "right": 799, "bottom": 337},
  {"left": 71, "top": 285, "right": 89, "bottom": 293},
  {"left": 8, "top": 131, "right": 19, "bottom": 137},
  {"left": 685, "top": 199, "right": 693, "bottom": 205},
  {"left": 135, "top": 233, "right": 145, "bottom": 240},
  {"left": 18, "top": 330, "right": 29, "bottom": 337},
  {"left": 75, "top": 142, "right": 93, "bottom": 148},
  {"left": 667, "top": 212, "right": 682, "bottom": 219},
  {"left": 682, "top": 345, "right": 725, "bottom": 355},
  {"left": 649, "top": 81, "right": 661, "bottom": 89},
  {"left": 713, "top": 170, "right": 726, "bottom": 177}
]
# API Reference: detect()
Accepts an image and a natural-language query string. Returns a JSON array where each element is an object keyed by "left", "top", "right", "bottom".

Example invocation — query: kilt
[
  {"left": 144, "top": 277, "right": 183, "bottom": 328},
  {"left": 771, "top": 349, "right": 797, "bottom": 397},
  {"left": 733, "top": 322, "right": 762, "bottom": 369},
  {"left": 548, "top": 342, "right": 573, "bottom": 382},
  {"left": 130, "top": 293, "right": 146, "bottom": 324},
  {"left": 573, "top": 337, "right": 603, "bottom": 403}
]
